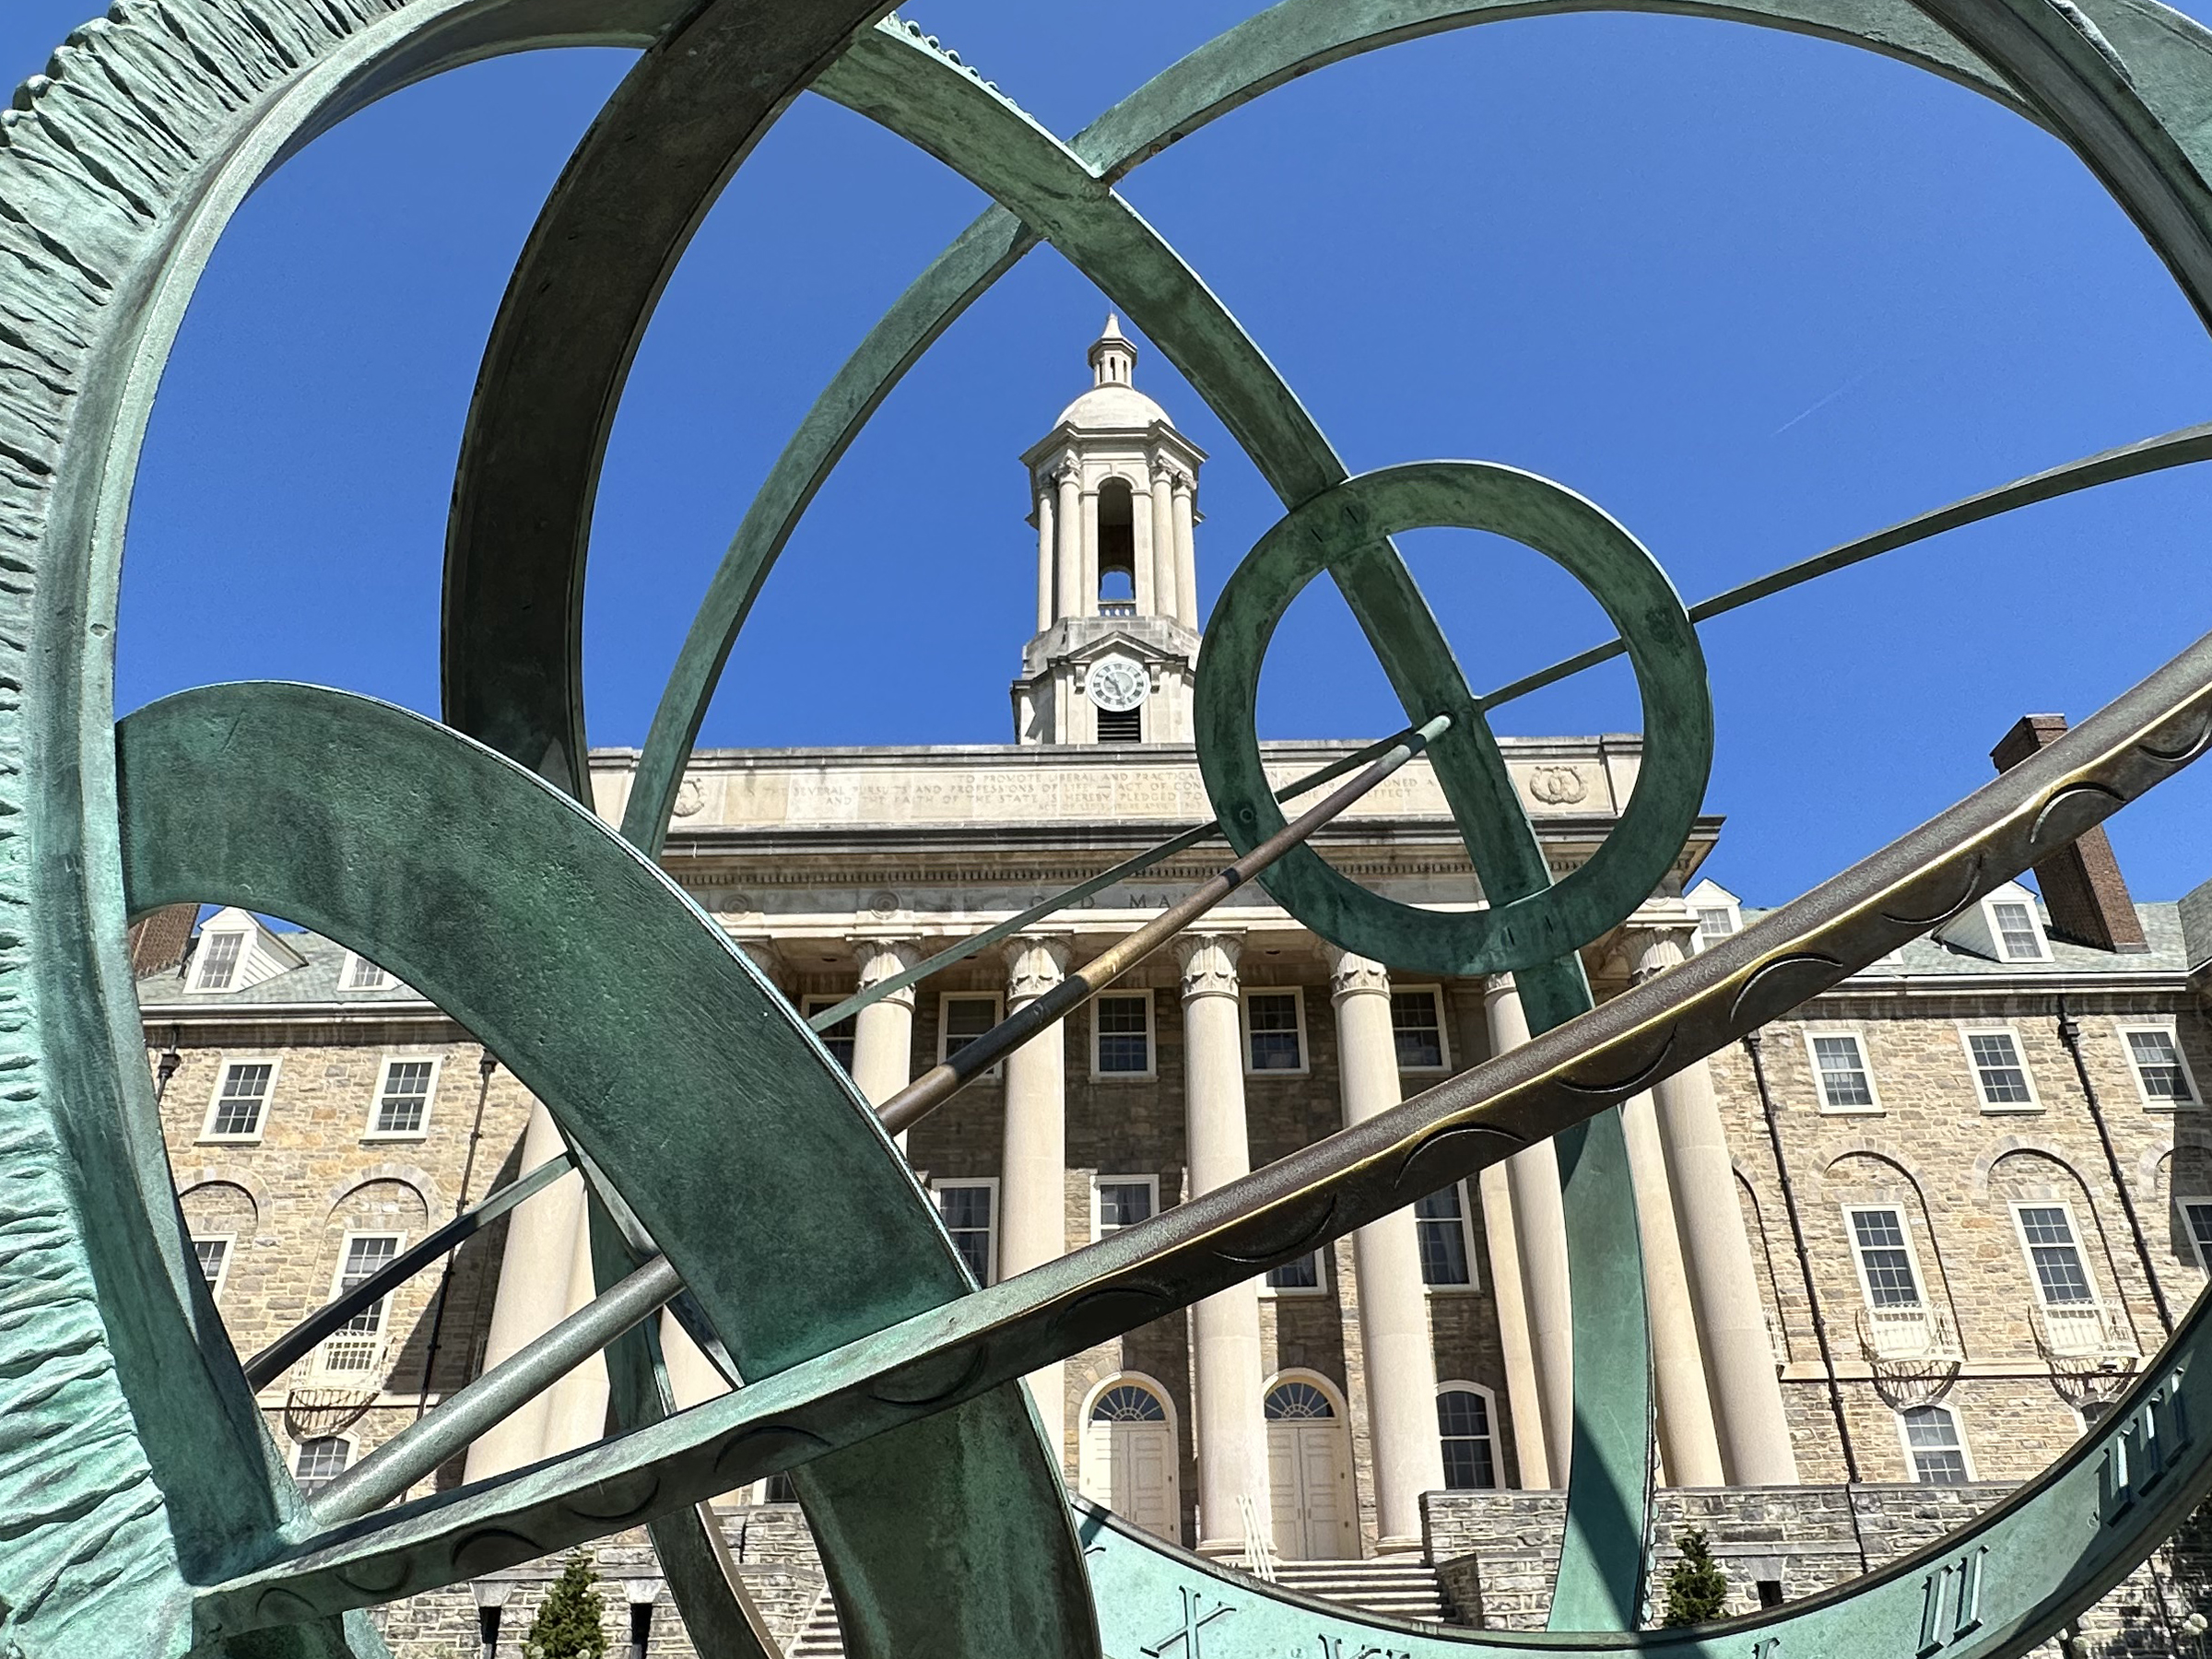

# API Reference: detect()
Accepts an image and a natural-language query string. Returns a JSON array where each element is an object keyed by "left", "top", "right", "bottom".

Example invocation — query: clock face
[{"left": 1087, "top": 655, "right": 1150, "bottom": 712}]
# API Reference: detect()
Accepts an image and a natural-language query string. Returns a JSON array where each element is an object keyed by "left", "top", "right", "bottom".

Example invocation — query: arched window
[
  {"left": 1436, "top": 1384, "right": 1499, "bottom": 1490},
  {"left": 1899, "top": 1405, "right": 1971, "bottom": 1485},
  {"left": 1096, "top": 478, "right": 1136, "bottom": 617},
  {"left": 1263, "top": 1380, "right": 1335, "bottom": 1420},
  {"left": 1090, "top": 1383, "right": 1168, "bottom": 1423}
]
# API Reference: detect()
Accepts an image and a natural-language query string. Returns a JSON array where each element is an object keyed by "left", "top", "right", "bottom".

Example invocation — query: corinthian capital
[
  {"left": 1173, "top": 932, "right": 1242, "bottom": 999},
  {"left": 1004, "top": 935, "right": 1074, "bottom": 1004},
  {"left": 1622, "top": 926, "right": 1695, "bottom": 983},
  {"left": 849, "top": 936, "right": 924, "bottom": 1007},
  {"left": 1324, "top": 945, "right": 1390, "bottom": 1000}
]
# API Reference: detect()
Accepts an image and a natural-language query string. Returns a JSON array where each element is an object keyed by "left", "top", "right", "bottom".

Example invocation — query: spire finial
[{"left": 1088, "top": 313, "right": 1136, "bottom": 387}]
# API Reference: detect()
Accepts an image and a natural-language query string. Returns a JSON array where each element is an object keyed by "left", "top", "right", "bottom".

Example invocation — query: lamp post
[
  {"left": 467, "top": 1577, "right": 515, "bottom": 1659},
  {"left": 620, "top": 1578, "right": 663, "bottom": 1659}
]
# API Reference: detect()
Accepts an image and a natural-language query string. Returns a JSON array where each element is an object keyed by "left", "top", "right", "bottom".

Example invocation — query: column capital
[
  {"left": 848, "top": 935, "right": 924, "bottom": 1008},
  {"left": 734, "top": 936, "right": 786, "bottom": 990},
  {"left": 1004, "top": 934, "right": 1074, "bottom": 1003},
  {"left": 1623, "top": 926, "right": 1695, "bottom": 983},
  {"left": 1482, "top": 971, "right": 1516, "bottom": 1002},
  {"left": 1324, "top": 945, "right": 1391, "bottom": 1001},
  {"left": 1173, "top": 931, "right": 1243, "bottom": 999}
]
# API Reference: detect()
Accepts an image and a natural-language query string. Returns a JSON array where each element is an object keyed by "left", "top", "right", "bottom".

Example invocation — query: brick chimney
[
  {"left": 127, "top": 903, "right": 198, "bottom": 976},
  {"left": 1990, "top": 714, "right": 2147, "bottom": 952}
]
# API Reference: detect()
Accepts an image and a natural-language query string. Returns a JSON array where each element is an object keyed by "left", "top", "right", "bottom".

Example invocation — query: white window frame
[
  {"left": 291, "top": 1431, "right": 358, "bottom": 1493},
  {"left": 1240, "top": 985, "right": 1310, "bottom": 1077},
  {"left": 363, "top": 1053, "right": 441, "bottom": 1141},
  {"left": 1089, "top": 989, "right": 1157, "bottom": 1081},
  {"left": 2008, "top": 1200, "right": 2100, "bottom": 1309},
  {"left": 1090, "top": 1173, "right": 1161, "bottom": 1242},
  {"left": 1389, "top": 984, "right": 1452, "bottom": 1075},
  {"left": 1957, "top": 1024, "right": 2041, "bottom": 1113},
  {"left": 1842, "top": 1205, "right": 1929, "bottom": 1309},
  {"left": 2177, "top": 1195, "right": 2212, "bottom": 1271},
  {"left": 1895, "top": 1404, "right": 1976, "bottom": 1484},
  {"left": 1418, "top": 1180, "right": 1481, "bottom": 1293},
  {"left": 199, "top": 1055, "right": 282, "bottom": 1144},
  {"left": 930, "top": 1176, "right": 999, "bottom": 1287},
  {"left": 802, "top": 994, "right": 859, "bottom": 1072},
  {"left": 191, "top": 1233, "right": 235, "bottom": 1300},
  {"left": 188, "top": 927, "right": 252, "bottom": 994},
  {"left": 337, "top": 950, "right": 394, "bottom": 993},
  {"left": 1983, "top": 894, "right": 2050, "bottom": 963},
  {"left": 2116, "top": 1020, "right": 2202, "bottom": 1109},
  {"left": 936, "top": 991, "right": 1005, "bottom": 1077},
  {"left": 1436, "top": 1379, "right": 1503, "bottom": 1491},
  {"left": 1802, "top": 1026, "right": 1881, "bottom": 1115},
  {"left": 314, "top": 1230, "right": 405, "bottom": 1380},
  {"left": 1260, "top": 1250, "right": 1328, "bottom": 1298}
]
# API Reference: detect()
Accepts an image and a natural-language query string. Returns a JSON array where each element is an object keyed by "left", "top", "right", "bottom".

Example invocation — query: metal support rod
[
  {"left": 2057, "top": 999, "right": 2175, "bottom": 1336},
  {"left": 245, "top": 1148, "right": 577, "bottom": 1389},
  {"left": 309, "top": 1253, "right": 683, "bottom": 1525},
  {"left": 877, "top": 714, "right": 1450, "bottom": 1137},
  {"left": 807, "top": 722, "right": 1437, "bottom": 1033}
]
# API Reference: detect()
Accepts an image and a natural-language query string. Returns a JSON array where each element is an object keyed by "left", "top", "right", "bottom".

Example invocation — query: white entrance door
[
  {"left": 1080, "top": 1382, "right": 1181, "bottom": 1542},
  {"left": 1265, "top": 1381, "right": 1354, "bottom": 1560}
]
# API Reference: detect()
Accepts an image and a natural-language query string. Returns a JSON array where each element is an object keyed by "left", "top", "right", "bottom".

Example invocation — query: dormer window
[
  {"left": 1989, "top": 899, "right": 2048, "bottom": 961},
  {"left": 1933, "top": 881, "right": 2051, "bottom": 965},
  {"left": 1683, "top": 879, "right": 1743, "bottom": 952},
  {"left": 341, "top": 952, "right": 394, "bottom": 992},
  {"left": 192, "top": 931, "right": 245, "bottom": 992}
]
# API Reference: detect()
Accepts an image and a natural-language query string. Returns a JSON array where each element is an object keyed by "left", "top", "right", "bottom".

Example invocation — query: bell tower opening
[{"left": 1099, "top": 478, "right": 1135, "bottom": 617}]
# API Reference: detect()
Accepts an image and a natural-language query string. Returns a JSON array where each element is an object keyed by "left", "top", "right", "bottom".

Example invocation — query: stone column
[
  {"left": 464, "top": 1101, "right": 584, "bottom": 1479},
  {"left": 1054, "top": 465, "right": 1083, "bottom": 622},
  {"left": 1630, "top": 929, "right": 1799, "bottom": 1486},
  {"left": 848, "top": 938, "right": 922, "bottom": 1108},
  {"left": 1171, "top": 470, "right": 1199, "bottom": 629},
  {"left": 1035, "top": 483, "right": 1056, "bottom": 631},
  {"left": 1174, "top": 932, "right": 1271, "bottom": 1553},
  {"left": 1130, "top": 477, "right": 1156, "bottom": 617},
  {"left": 539, "top": 1196, "right": 611, "bottom": 1454},
  {"left": 1079, "top": 482, "right": 1100, "bottom": 618},
  {"left": 1003, "top": 935, "right": 1074, "bottom": 1471},
  {"left": 1474, "top": 1163, "right": 1547, "bottom": 1488},
  {"left": 1485, "top": 975, "right": 1574, "bottom": 1486},
  {"left": 1620, "top": 1091, "right": 1724, "bottom": 1487},
  {"left": 1326, "top": 948, "right": 1445, "bottom": 1551},
  {"left": 1149, "top": 462, "right": 1179, "bottom": 626}
]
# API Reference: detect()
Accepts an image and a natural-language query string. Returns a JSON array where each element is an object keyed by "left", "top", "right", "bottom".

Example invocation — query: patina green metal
[{"left": 5, "top": 0, "right": 2212, "bottom": 1653}]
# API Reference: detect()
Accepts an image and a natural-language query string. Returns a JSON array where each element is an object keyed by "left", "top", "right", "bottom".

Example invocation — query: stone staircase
[{"left": 780, "top": 1559, "right": 1450, "bottom": 1656}]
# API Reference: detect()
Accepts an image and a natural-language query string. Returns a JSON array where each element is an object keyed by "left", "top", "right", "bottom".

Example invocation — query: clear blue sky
[{"left": 7, "top": 1, "right": 2212, "bottom": 910}]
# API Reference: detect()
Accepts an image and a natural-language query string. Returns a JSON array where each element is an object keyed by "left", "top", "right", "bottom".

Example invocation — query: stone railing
[{"left": 1856, "top": 1302, "right": 1962, "bottom": 1364}]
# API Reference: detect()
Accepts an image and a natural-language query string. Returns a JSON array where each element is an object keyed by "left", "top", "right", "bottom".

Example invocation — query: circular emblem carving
[
  {"left": 868, "top": 889, "right": 900, "bottom": 919},
  {"left": 1528, "top": 764, "right": 1589, "bottom": 806},
  {"left": 672, "top": 779, "right": 705, "bottom": 818},
  {"left": 1086, "top": 654, "right": 1149, "bottom": 712}
]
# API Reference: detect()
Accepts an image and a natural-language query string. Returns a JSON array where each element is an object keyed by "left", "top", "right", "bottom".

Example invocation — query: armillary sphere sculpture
[{"left": 2, "top": 0, "right": 2209, "bottom": 1654}]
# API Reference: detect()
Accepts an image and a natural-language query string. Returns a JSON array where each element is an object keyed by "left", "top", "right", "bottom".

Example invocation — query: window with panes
[
  {"left": 1437, "top": 1388, "right": 1498, "bottom": 1489},
  {"left": 192, "top": 1237, "right": 229, "bottom": 1297},
  {"left": 2183, "top": 1200, "right": 2212, "bottom": 1270},
  {"left": 342, "top": 954, "right": 391, "bottom": 991},
  {"left": 1901, "top": 1406, "right": 1969, "bottom": 1484},
  {"left": 1095, "top": 994, "right": 1151, "bottom": 1075},
  {"left": 1094, "top": 1179, "right": 1155, "bottom": 1238},
  {"left": 2016, "top": 1206, "right": 2095, "bottom": 1305},
  {"left": 194, "top": 930, "right": 245, "bottom": 990},
  {"left": 208, "top": 1063, "right": 274, "bottom": 1138},
  {"left": 2126, "top": 1029, "right": 2195, "bottom": 1103},
  {"left": 1811, "top": 1034, "right": 1875, "bottom": 1110},
  {"left": 1245, "top": 992, "right": 1303, "bottom": 1072},
  {"left": 1416, "top": 1184, "right": 1475, "bottom": 1287},
  {"left": 934, "top": 1182, "right": 994, "bottom": 1285},
  {"left": 1391, "top": 989, "right": 1445, "bottom": 1070},
  {"left": 1695, "top": 907, "right": 1737, "bottom": 946},
  {"left": 1850, "top": 1208, "right": 1923, "bottom": 1306},
  {"left": 1265, "top": 1253, "right": 1323, "bottom": 1292},
  {"left": 1965, "top": 1031, "right": 2033, "bottom": 1107},
  {"left": 371, "top": 1060, "right": 434, "bottom": 1135},
  {"left": 940, "top": 995, "right": 997, "bottom": 1064},
  {"left": 1990, "top": 900, "right": 2044, "bottom": 960},
  {"left": 293, "top": 1437, "right": 351, "bottom": 1493},
  {"left": 321, "top": 1235, "right": 400, "bottom": 1374}
]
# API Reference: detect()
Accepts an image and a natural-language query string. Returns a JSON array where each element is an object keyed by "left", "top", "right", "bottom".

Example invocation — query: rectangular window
[
  {"left": 2015, "top": 1205, "right": 2095, "bottom": 1305},
  {"left": 193, "top": 930, "right": 244, "bottom": 991},
  {"left": 1964, "top": 1030, "right": 2036, "bottom": 1109},
  {"left": 1093, "top": 993, "right": 1153, "bottom": 1077},
  {"left": 341, "top": 953, "right": 392, "bottom": 991},
  {"left": 1092, "top": 1176, "right": 1158, "bottom": 1241},
  {"left": 370, "top": 1058, "right": 435, "bottom": 1136},
  {"left": 1991, "top": 900, "right": 2045, "bottom": 961},
  {"left": 2183, "top": 1199, "right": 2212, "bottom": 1271},
  {"left": 1265, "top": 1253, "right": 1324, "bottom": 1293},
  {"left": 2124, "top": 1028, "right": 2196, "bottom": 1105},
  {"left": 1244, "top": 991, "right": 1305, "bottom": 1074},
  {"left": 320, "top": 1234, "right": 399, "bottom": 1375},
  {"left": 1390, "top": 988, "right": 1447, "bottom": 1071},
  {"left": 1901, "top": 1406, "right": 1970, "bottom": 1485},
  {"left": 1416, "top": 1183, "right": 1476, "bottom": 1288},
  {"left": 804, "top": 997, "right": 857, "bottom": 1074},
  {"left": 932, "top": 1181, "right": 996, "bottom": 1286},
  {"left": 205, "top": 1062, "right": 274, "bottom": 1140},
  {"left": 192, "top": 1237, "right": 230, "bottom": 1299},
  {"left": 1849, "top": 1208, "right": 1924, "bottom": 1307},
  {"left": 938, "top": 994, "right": 1001, "bottom": 1067},
  {"left": 1695, "top": 906, "right": 1737, "bottom": 946},
  {"left": 1810, "top": 1033, "right": 1876, "bottom": 1112},
  {"left": 292, "top": 1436, "right": 351, "bottom": 1494}
]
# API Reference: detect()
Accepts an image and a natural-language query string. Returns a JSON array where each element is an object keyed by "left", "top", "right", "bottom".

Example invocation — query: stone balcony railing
[
  {"left": 2034, "top": 1300, "right": 2137, "bottom": 1363},
  {"left": 1857, "top": 1302, "right": 1963, "bottom": 1364}
]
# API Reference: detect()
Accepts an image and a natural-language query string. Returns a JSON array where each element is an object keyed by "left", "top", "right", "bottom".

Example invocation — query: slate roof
[
  {"left": 1740, "top": 899, "right": 2194, "bottom": 982},
  {"left": 137, "top": 928, "right": 428, "bottom": 1012}
]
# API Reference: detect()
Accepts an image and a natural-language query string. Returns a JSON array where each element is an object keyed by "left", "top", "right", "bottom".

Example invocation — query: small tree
[
  {"left": 524, "top": 1552, "right": 607, "bottom": 1659},
  {"left": 1660, "top": 1527, "right": 1730, "bottom": 1628}
]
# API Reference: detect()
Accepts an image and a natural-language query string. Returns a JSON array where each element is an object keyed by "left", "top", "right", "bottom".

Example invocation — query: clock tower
[{"left": 1012, "top": 316, "right": 1206, "bottom": 745}]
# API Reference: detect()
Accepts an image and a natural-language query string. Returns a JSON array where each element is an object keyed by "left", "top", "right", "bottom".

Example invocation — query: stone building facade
[{"left": 132, "top": 324, "right": 2212, "bottom": 1653}]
